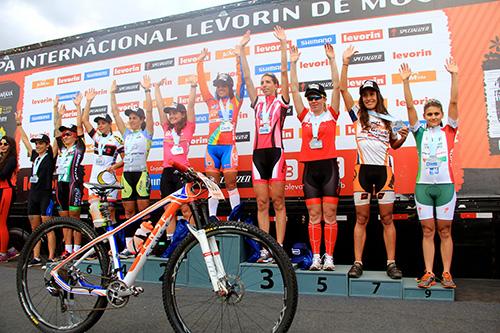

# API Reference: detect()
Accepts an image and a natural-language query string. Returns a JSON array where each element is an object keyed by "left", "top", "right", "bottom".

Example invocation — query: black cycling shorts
[
  {"left": 28, "top": 190, "right": 53, "bottom": 216},
  {"left": 303, "top": 158, "right": 340, "bottom": 200},
  {"left": 160, "top": 167, "right": 183, "bottom": 198}
]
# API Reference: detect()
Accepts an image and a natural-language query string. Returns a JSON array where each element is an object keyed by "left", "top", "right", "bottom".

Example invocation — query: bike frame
[{"left": 50, "top": 179, "right": 228, "bottom": 297}]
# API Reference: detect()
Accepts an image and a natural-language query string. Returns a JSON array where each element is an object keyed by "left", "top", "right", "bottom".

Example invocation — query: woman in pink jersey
[
  {"left": 289, "top": 43, "right": 341, "bottom": 271},
  {"left": 399, "top": 60, "right": 459, "bottom": 289},
  {"left": 154, "top": 76, "right": 196, "bottom": 236},
  {"left": 236, "top": 26, "right": 290, "bottom": 262},
  {"left": 341, "top": 46, "right": 408, "bottom": 279}
]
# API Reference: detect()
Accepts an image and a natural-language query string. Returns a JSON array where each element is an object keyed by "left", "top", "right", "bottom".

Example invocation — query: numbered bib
[
  {"left": 309, "top": 138, "right": 323, "bottom": 150},
  {"left": 425, "top": 156, "right": 441, "bottom": 170},
  {"left": 171, "top": 145, "right": 184, "bottom": 155},
  {"left": 391, "top": 120, "right": 405, "bottom": 134},
  {"left": 259, "top": 123, "right": 271, "bottom": 135},
  {"left": 220, "top": 121, "right": 233, "bottom": 132},
  {"left": 95, "top": 156, "right": 105, "bottom": 166}
]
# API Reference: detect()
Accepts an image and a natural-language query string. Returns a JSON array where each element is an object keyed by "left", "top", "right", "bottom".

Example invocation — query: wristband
[
  {"left": 190, "top": 84, "right": 197, "bottom": 88},
  {"left": 144, "top": 89, "right": 151, "bottom": 93}
]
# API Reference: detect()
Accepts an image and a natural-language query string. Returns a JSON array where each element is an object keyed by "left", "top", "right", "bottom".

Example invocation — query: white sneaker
[
  {"left": 322, "top": 254, "right": 335, "bottom": 271},
  {"left": 309, "top": 254, "right": 322, "bottom": 271},
  {"left": 257, "top": 249, "right": 273, "bottom": 263},
  {"left": 119, "top": 249, "right": 136, "bottom": 259}
]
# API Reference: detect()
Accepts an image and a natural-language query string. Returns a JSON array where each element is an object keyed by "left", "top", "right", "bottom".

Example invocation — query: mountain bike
[{"left": 16, "top": 163, "right": 298, "bottom": 332}]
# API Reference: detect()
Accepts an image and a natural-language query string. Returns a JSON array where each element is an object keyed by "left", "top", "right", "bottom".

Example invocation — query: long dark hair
[
  {"left": 261, "top": 73, "right": 280, "bottom": 96},
  {"left": 0, "top": 136, "right": 18, "bottom": 171},
  {"left": 358, "top": 90, "right": 391, "bottom": 131}
]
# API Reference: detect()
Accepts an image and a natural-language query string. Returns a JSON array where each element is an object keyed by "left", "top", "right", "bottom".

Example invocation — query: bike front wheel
[
  {"left": 162, "top": 220, "right": 298, "bottom": 333},
  {"left": 16, "top": 217, "right": 110, "bottom": 333}
]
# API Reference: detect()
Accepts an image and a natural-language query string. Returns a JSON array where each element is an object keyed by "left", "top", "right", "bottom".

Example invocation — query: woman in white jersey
[
  {"left": 236, "top": 26, "right": 290, "bottom": 263},
  {"left": 340, "top": 46, "right": 408, "bottom": 279},
  {"left": 399, "top": 59, "right": 459, "bottom": 289},
  {"left": 110, "top": 76, "right": 153, "bottom": 255},
  {"left": 82, "top": 89, "right": 124, "bottom": 227}
]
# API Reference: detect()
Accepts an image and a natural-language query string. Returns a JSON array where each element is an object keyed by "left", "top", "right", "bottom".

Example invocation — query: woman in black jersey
[{"left": 16, "top": 112, "right": 56, "bottom": 266}]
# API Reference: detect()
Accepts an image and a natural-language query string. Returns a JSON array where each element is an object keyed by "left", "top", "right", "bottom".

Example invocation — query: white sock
[
  {"left": 208, "top": 197, "right": 219, "bottom": 216},
  {"left": 166, "top": 233, "right": 173, "bottom": 240},
  {"left": 73, "top": 245, "right": 81, "bottom": 251},
  {"left": 65, "top": 245, "right": 73, "bottom": 253},
  {"left": 228, "top": 188, "right": 240, "bottom": 209}
]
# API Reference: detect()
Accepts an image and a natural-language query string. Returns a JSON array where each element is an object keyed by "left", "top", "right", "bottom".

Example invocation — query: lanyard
[
  {"left": 310, "top": 111, "right": 328, "bottom": 139},
  {"left": 427, "top": 127, "right": 441, "bottom": 156},
  {"left": 32, "top": 153, "right": 47, "bottom": 176},
  {"left": 367, "top": 110, "right": 399, "bottom": 122},
  {"left": 97, "top": 133, "right": 111, "bottom": 156},
  {"left": 218, "top": 98, "right": 232, "bottom": 122},
  {"left": 171, "top": 129, "right": 181, "bottom": 146},
  {"left": 260, "top": 95, "right": 276, "bottom": 124}
]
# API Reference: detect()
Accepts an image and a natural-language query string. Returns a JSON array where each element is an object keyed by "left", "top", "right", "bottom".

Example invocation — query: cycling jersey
[
  {"left": 56, "top": 136, "right": 85, "bottom": 184},
  {"left": 412, "top": 119, "right": 458, "bottom": 184},
  {"left": 162, "top": 121, "right": 195, "bottom": 168},
  {"left": 123, "top": 129, "right": 152, "bottom": 172},
  {"left": 29, "top": 149, "right": 55, "bottom": 192},
  {"left": 88, "top": 129, "right": 124, "bottom": 182},
  {"left": 252, "top": 95, "right": 289, "bottom": 149},
  {"left": 349, "top": 106, "right": 397, "bottom": 166},
  {"left": 298, "top": 106, "right": 339, "bottom": 162},
  {"left": 197, "top": 58, "right": 244, "bottom": 146}
]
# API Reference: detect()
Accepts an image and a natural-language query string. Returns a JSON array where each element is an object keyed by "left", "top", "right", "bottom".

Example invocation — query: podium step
[
  {"left": 349, "top": 270, "right": 403, "bottom": 299},
  {"left": 296, "top": 265, "right": 350, "bottom": 296},
  {"left": 402, "top": 278, "right": 455, "bottom": 301}
]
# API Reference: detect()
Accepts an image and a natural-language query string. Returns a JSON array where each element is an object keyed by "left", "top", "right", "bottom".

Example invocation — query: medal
[
  {"left": 309, "top": 138, "right": 323, "bottom": 149},
  {"left": 259, "top": 123, "right": 271, "bottom": 134},
  {"left": 171, "top": 145, "right": 184, "bottom": 155},
  {"left": 220, "top": 121, "right": 233, "bottom": 132},
  {"left": 30, "top": 175, "right": 39, "bottom": 183},
  {"left": 391, "top": 120, "right": 405, "bottom": 134}
]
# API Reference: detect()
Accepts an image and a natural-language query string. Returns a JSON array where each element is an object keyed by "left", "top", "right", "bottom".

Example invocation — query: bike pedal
[{"left": 132, "top": 286, "right": 144, "bottom": 296}]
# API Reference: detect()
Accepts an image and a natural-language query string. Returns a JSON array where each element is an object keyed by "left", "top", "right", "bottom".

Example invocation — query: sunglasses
[
  {"left": 307, "top": 95, "right": 323, "bottom": 101},
  {"left": 0, "top": 142, "right": 9, "bottom": 146},
  {"left": 62, "top": 131, "right": 74, "bottom": 138},
  {"left": 425, "top": 112, "right": 441, "bottom": 117}
]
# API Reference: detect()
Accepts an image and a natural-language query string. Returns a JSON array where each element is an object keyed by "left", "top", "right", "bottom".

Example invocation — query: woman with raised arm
[
  {"left": 340, "top": 46, "right": 409, "bottom": 279},
  {"left": 54, "top": 93, "right": 86, "bottom": 259},
  {"left": 0, "top": 135, "right": 18, "bottom": 262},
  {"left": 110, "top": 76, "right": 154, "bottom": 257},
  {"left": 15, "top": 110, "right": 56, "bottom": 266},
  {"left": 236, "top": 26, "right": 290, "bottom": 262},
  {"left": 153, "top": 76, "right": 196, "bottom": 239},
  {"left": 289, "top": 43, "right": 341, "bottom": 271},
  {"left": 82, "top": 89, "right": 124, "bottom": 227},
  {"left": 399, "top": 59, "right": 459, "bottom": 289},
  {"left": 197, "top": 47, "right": 244, "bottom": 219}
]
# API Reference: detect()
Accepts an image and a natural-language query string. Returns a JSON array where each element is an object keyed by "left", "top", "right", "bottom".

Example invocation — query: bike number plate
[{"left": 197, "top": 172, "right": 225, "bottom": 200}]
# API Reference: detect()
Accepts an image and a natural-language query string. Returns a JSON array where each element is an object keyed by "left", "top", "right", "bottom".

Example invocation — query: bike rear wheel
[
  {"left": 162, "top": 220, "right": 298, "bottom": 333},
  {"left": 17, "top": 217, "right": 110, "bottom": 333}
]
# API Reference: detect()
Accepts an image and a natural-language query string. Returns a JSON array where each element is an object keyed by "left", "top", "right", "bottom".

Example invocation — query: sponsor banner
[
  {"left": 31, "top": 97, "right": 52, "bottom": 105},
  {"left": 297, "top": 34, "right": 336, "bottom": 48},
  {"left": 219, "top": 170, "right": 252, "bottom": 189},
  {"left": 151, "top": 138, "right": 163, "bottom": 148},
  {"left": 299, "top": 58, "right": 329, "bottom": 69},
  {"left": 84, "top": 69, "right": 110, "bottom": 80},
  {"left": 57, "top": 74, "right": 81, "bottom": 85},
  {"left": 283, "top": 128, "right": 294, "bottom": 140},
  {"left": 150, "top": 173, "right": 161, "bottom": 191},
  {"left": 341, "top": 29, "right": 383, "bottom": 43},
  {"left": 116, "top": 82, "right": 140, "bottom": 93},
  {"left": 255, "top": 40, "right": 291, "bottom": 54},
  {"left": 89, "top": 105, "right": 108, "bottom": 115},
  {"left": 152, "top": 97, "right": 174, "bottom": 109},
  {"left": 285, "top": 159, "right": 298, "bottom": 181},
  {"left": 178, "top": 72, "right": 210, "bottom": 85},
  {"left": 177, "top": 94, "right": 204, "bottom": 105},
  {"left": 235, "top": 131, "right": 251, "bottom": 142},
  {"left": 216, "top": 47, "right": 249, "bottom": 59},
  {"left": 113, "top": 63, "right": 141, "bottom": 75},
  {"left": 190, "top": 135, "right": 208, "bottom": 146},
  {"left": 298, "top": 79, "right": 333, "bottom": 92},
  {"left": 57, "top": 91, "right": 79, "bottom": 101},
  {"left": 391, "top": 70, "right": 436, "bottom": 84},
  {"left": 255, "top": 62, "right": 290, "bottom": 75},
  {"left": 32, "top": 79, "right": 54, "bottom": 89},
  {"left": 179, "top": 52, "right": 211, "bottom": 65},
  {"left": 392, "top": 49, "right": 432, "bottom": 60},
  {"left": 0, "top": 105, "right": 13, "bottom": 114},
  {"left": 195, "top": 113, "right": 209, "bottom": 124},
  {"left": 117, "top": 101, "right": 140, "bottom": 112},
  {"left": 350, "top": 51, "right": 385, "bottom": 64},
  {"left": 388, "top": 23, "right": 433, "bottom": 38},
  {"left": 145, "top": 57, "right": 175, "bottom": 70},
  {"left": 30, "top": 112, "right": 52, "bottom": 123},
  {"left": 347, "top": 75, "right": 386, "bottom": 88}
]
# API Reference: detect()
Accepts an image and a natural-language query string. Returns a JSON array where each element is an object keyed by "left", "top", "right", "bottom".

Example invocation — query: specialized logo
[
  {"left": 299, "top": 80, "right": 332, "bottom": 92},
  {"left": 235, "top": 131, "right": 251, "bottom": 142},
  {"left": 286, "top": 106, "right": 294, "bottom": 116},
  {"left": 84, "top": 69, "right": 110, "bottom": 80},
  {"left": 299, "top": 58, "right": 329, "bottom": 69},
  {"left": 297, "top": 34, "right": 336, "bottom": 48},
  {"left": 216, "top": 47, "right": 249, "bottom": 59},
  {"left": 57, "top": 74, "right": 81, "bottom": 85},
  {"left": 255, "top": 40, "right": 291, "bottom": 54},
  {"left": 179, "top": 52, "right": 211, "bottom": 65},
  {"left": 117, "top": 82, "right": 140, "bottom": 93},
  {"left": 30, "top": 112, "right": 52, "bottom": 123},
  {"left": 145, "top": 58, "right": 175, "bottom": 70},
  {"left": 389, "top": 23, "right": 432, "bottom": 38},
  {"left": 220, "top": 171, "right": 252, "bottom": 188},
  {"left": 391, "top": 71, "right": 436, "bottom": 84},
  {"left": 255, "top": 62, "right": 290, "bottom": 75},
  {"left": 342, "top": 29, "right": 383, "bottom": 43},
  {"left": 113, "top": 63, "right": 141, "bottom": 75},
  {"left": 347, "top": 75, "right": 386, "bottom": 88},
  {"left": 89, "top": 105, "right": 108, "bottom": 115},
  {"left": 32, "top": 79, "right": 54, "bottom": 89},
  {"left": 393, "top": 49, "right": 432, "bottom": 59},
  {"left": 350, "top": 51, "right": 385, "bottom": 65}
]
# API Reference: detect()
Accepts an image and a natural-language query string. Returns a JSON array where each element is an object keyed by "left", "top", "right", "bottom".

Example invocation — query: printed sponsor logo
[
  {"left": 145, "top": 58, "right": 175, "bottom": 70},
  {"left": 151, "top": 138, "right": 163, "bottom": 148},
  {"left": 342, "top": 29, "right": 383, "bottom": 43},
  {"left": 255, "top": 62, "right": 290, "bottom": 75},
  {"left": 196, "top": 113, "right": 209, "bottom": 124},
  {"left": 32, "top": 79, "right": 54, "bottom": 89},
  {"left": 150, "top": 173, "right": 161, "bottom": 191},
  {"left": 190, "top": 135, "right": 208, "bottom": 146},
  {"left": 84, "top": 69, "right": 110, "bottom": 80},
  {"left": 347, "top": 75, "right": 386, "bottom": 88},
  {"left": 285, "top": 159, "right": 298, "bottom": 181},
  {"left": 391, "top": 71, "right": 436, "bottom": 84},
  {"left": 298, "top": 79, "right": 333, "bottom": 92},
  {"left": 238, "top": 110, "right": 249, "bottom": 119},
  {"left": 396, "top": 97, "right": 432, "bottom": 107},
  {"left": 179, "top": 52, "right": 211, "bottom": 65},
  {"left": 283, "top": 128, "right": 294, "bottom": 139},
  {"left": 0, "top": 90, "right": 13, "bottom": 101},
  {"left": 216, "top": 47, "right": 249, "bottom": 59},
  {"left": 220, "top": 170, "right": 252, "bottom": 188},
  {"left": 30, "top": 112, "right": 52, "bottom": 123},
  {"left": 117, "top": 101, "right": 140, "bottom": 112},
  {"left": 345, "top": 124, "right": 355, "bottom": 136},
  {"left": 57, "top": 74, "right": 81, "bottom": 85},
  {"left": 255, "top": 41, "right": 291, "bottom": 54},
  {"left": 117, "top": 82, "right": 140, "bottom": 93},
  {"left": 177, "top": 94, "right": 204, "bottom": 105},
  {"left": 388, "top": 23, "right": 432, "bottom": 38},
  {"left": 152, "top": 97, "right": 174, "bottom": 109},
  {"left": 89, "top": 105, "right": 108, "bottom": 115},
  {"left": 57, "top": 91, "right": 79, "bottom": 101},
  {"left": 299, "top": 59, "right": 330, "bottom": 69},
  {"left": 0, "top": 115, "right": 7, "bottom": 122},
  {"left": 350, "top": 51, "right": 385, "bottom": 64},
  {"left": 392, "top": 49, "right": 432, "bottom": 59},
  {"left": 178, "top": 72, "right": 210, "bottom": 85},
  {"left": 113, "top": 63, "right": 141, "bottom": 75},
  {"left": 235, "top": 131, "right": 250, "bottom": 142},
  {"left": 0, "top": 105, "right": 13, "bottom": 114},
  {"left": 31, "top": 97, "right": 52, "bottom": 105},
  {"left": 286, "top": 106, "right": 294, "bottom": 116},
  {"left": 337, "top": 157, "right": 345, "bottom": 179},
  {"left": 297, "top": 34, "right": 336, "bottom": 48},
  {"left": 62, "top": 108, "right": 79, "bottom": 119}
]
